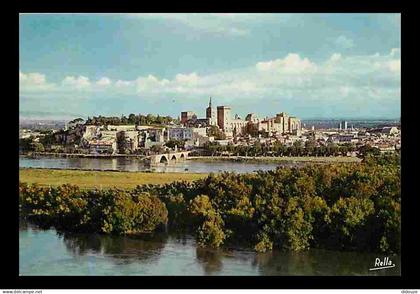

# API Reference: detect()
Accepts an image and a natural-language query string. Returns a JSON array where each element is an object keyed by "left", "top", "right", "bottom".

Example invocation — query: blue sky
[{"left": 19, "top": 13, "right": 401, "bottom": 120}]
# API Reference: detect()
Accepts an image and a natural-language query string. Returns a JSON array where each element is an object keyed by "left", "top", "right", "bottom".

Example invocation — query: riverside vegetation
[{"left": 19, "top": 153, "right": 400, "bottom": 254}]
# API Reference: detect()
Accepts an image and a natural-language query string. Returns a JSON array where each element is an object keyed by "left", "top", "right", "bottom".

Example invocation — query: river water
[
  {"left": 19, "top": 222, "right": 400, "bottom": 276},
  {"left": 19, "top": 155, "right": 296, "bottom": 173}
]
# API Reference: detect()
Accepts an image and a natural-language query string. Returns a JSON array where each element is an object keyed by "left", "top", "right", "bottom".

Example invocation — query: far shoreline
[
  {"left": 188, "top": 155, "right": 362, "bottom": 163},
  {"left": 20, "top": 152, "right": 362, "bottom": 163}
]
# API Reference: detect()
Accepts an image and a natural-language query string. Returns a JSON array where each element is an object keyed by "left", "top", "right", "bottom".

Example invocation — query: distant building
[
  {"left": 217, "top": 106, "right": 232, "bottom": 132},
  {"left": 245, "top": 113, "right": 259, "bottom": 124},
  {"left": 289, "top": 116, "right": 301, "bottom": 132},
  {"left": 340, "top": 121, "right": 348, "bottom": 130},
  {"left": 88, "top": 138, "right": 117, "bottom": 154},
  {"left": 276, "top": 112, "right": 289, "bottom": 133},
  {"left": 381, "top": 126, "right": 399, "bottom": 135},
  {"left": 181, "top": 111, "right": 197, "bottom": 125},
  {"left": 257, "top": 112, "right": 301, "bottom": 135},
  {"left": 231, "top": 114, "right": 247, "bottom": 136},
  {"left": 168, "top": 127, "right": 193, "bottom": 141}
]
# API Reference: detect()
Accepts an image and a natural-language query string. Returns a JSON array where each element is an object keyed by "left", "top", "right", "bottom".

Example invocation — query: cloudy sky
[{"left": 19, "top": 13, "right": 401, "bottom": 120}]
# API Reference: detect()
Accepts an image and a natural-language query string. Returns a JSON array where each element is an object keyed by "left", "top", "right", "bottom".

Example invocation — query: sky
[{"left": 19, "top": 13, "right": 401, "bottom": 120}]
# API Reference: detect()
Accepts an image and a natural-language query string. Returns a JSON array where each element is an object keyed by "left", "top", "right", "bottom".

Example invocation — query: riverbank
[
  {"left": 19, "top": 168, "right": 207, "bottom": 189},
  {"left": 21, "top": 152, "right": 362, "bottom": 164},
  {"left": 188, "top": 155, "right": 362, "bottom": 163}
]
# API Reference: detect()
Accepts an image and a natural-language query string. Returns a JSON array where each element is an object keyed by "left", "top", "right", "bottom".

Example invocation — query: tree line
[
  {"left": 85, "top": 114, "right": 178, "bottom": 126},
  {"left": 201, "top": 140, "right": 383, "bottom": 158},
  {"left": 19, "top": 153, "right": 400, "bottom": 254}
]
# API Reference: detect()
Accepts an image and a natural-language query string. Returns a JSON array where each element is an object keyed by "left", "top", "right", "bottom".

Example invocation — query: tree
[
  {"left": 30, "top": 142, "right": 45, "bottom": 152},
  {"left": 326, "top": 142, "right": 339, "bottom": 156},
  {"left": 165, "top": 139, "right": 185, "bottom": 150},
  {"left": 150, "top": 144, "right": 164, "bottom": 154},
  {"left": 358, "top": 145, "right": 381, "bottom": 158},
  {"left": 292, "top": 140, "right": 304, "bottom": 156},
  {"left": 208, "top": 126, "right": 226, "bottom": 140},
  {"left": 305, "top": 139, "right": 317, "bottom": 156},
  {"left": 128, "top": 113, "right": 136, "bottom": 124},
  {"left": 19, "top": 138, "right": 33, "bottom": 152}
]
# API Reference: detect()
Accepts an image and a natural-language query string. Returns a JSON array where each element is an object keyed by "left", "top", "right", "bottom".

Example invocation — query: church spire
[{"left": 209, "top": 96, "right": 212, "bottom": 108}]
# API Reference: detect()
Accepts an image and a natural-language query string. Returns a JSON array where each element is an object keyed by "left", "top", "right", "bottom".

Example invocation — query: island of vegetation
[{"left": 19, "top": 153, "right": 400, "bottom": 254}]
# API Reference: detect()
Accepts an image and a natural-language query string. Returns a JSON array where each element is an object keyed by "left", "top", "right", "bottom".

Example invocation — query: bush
[
  {"left": 102, "top": 191, "right": 168, "bottom": 234},
  {"left": 19, "top": 183, "right": 168, "bottom": 235}
]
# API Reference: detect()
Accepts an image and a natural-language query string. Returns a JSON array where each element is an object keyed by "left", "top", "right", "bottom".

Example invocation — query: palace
[{"left": 181, "top": 97, "right": 301, "bottom": 138}]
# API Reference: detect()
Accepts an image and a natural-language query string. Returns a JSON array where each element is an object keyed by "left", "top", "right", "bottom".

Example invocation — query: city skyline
[{"left": 20, "top": 13, "right": 401, "bottom": 120}]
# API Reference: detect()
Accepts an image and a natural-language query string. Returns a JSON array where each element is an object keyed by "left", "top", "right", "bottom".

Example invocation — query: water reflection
[
  {"left": 195, "top": 247, "right": 224, "bottom": 275},
  {"left": 253, "top": 249, "right": 401, "bottom": 276},
  {"left": 19, "top": 222, "right": 400, "bottom": 276},
  {"left": 19, "top": 155, "right": 295, "bottom": 174},
  {"left": 59, "top": 231, "right": 168, "bottom": 265}
]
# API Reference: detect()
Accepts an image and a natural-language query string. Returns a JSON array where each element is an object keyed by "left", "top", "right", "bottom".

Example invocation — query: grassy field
[{"left": 19, "top": 168, "right": 207, "bottom": 190}]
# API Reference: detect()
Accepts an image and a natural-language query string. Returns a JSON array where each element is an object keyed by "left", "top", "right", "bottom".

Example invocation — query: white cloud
[
  {"left": 390, "top": 48, "right": 401, "bottom": 58},
  {"left": 62, "top": 75, "right": 91, "bottom": 89},
  {"left": 135, "top": 75, "right": 170, "bottom": 94},
  {"left": 20, "top": 49, "right": 400, "bottom": 109},
  {"left": 115, "top": 80, "right": 133, "bottom": 88},
  {"left": 96, "top": 77, "right": 112, "bottom": 86},
  {"left": 335, "top": 35, "right": 354, "bottom": 49},
  {"left": 388, "top": 60, "right": 401, "bottom": 73},
  {"left": 329, "top": 53, "right": 342, "bottom": 62},
  {"left": 175, "top": 72, "right": 199, "bottom": 85},
  {"left": 256, "top": 53, "right": 317, "bottom": 74},
  {"left": 19, "top": 71, "right": 55, "bottom": 91}
]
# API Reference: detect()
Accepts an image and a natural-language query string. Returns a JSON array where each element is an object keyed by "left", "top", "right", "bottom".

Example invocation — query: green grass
[{"left": 19, "top": 168, "right": 207, "bottom": 190}]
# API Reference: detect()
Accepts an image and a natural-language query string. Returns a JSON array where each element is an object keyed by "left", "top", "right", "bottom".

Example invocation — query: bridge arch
[
  {"left": 170, "top": 155, "right": 177, "bottom": 162},
  {"left": 160, "top": 155, "right": 168, "bottom": 163},
  {"left": 180, "top": 153, "right": 185, "bottom": 159}
]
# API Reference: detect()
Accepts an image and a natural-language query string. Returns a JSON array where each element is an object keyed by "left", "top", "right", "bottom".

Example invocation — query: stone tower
[
  {"left": 206, "top": 97, "right": 216, "bottom": 126},
  {"left": 217, "top": 105, "right": 232, "bottom": 132}
]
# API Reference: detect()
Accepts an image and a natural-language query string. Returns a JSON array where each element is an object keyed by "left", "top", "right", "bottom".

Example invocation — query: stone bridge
[{"left": 146, "top": 151, "right": 190, "bottom": 165}]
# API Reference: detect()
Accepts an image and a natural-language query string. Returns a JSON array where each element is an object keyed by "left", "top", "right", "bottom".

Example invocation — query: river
[
  {"left": 19, "top": 155, "right": 300, "bottom": 173},
  {"left": 19, "top": 222, "right": 400, "bottom": 276}
]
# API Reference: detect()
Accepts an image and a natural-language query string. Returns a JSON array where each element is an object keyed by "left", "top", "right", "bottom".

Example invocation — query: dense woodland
[
  {"left": 19, "top": 153, "right": 400, "bottom": 254},
  {"left": 85, "top": 114, "right": 178, "bottom": 126}
]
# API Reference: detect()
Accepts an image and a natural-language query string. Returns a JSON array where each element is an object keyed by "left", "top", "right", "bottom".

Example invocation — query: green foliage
[
  {"left": 30, "top": 142, "right": 45, "bottom": 152},
  {"left": 188, "top": 195, "right": 226, "bottom": 248},
  {"left": 19, "top": 138, "right": 34, "bottom": 152},
  {"left": 254, "top": 232, "right": 273, "bottom": 253},
  {"left": 165, "top": 139, "right": 185, "bottom": 150},
  {"left": 85, "top": 114, "right": 177, "bottom": 126},
  {"left": 103, "top": 191, "right": 168, "bottom": 234},
  {"left": 201, "top": 140, "right": 360, "bottom": 157},
  {"left": 329, "top": 197, "right": 375, "bottom": 247},
  {"left": 20, "top": 153, "right": 400, "bottom": 253},
  {"left": 207, "top": 126, "right": 226, "bottom": 140},
  {"left": 19, "top": 183, "right": 168, "bottom": 235},
  {"left": 196, "top": 214, "right": 226, "bottom": 248}
]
